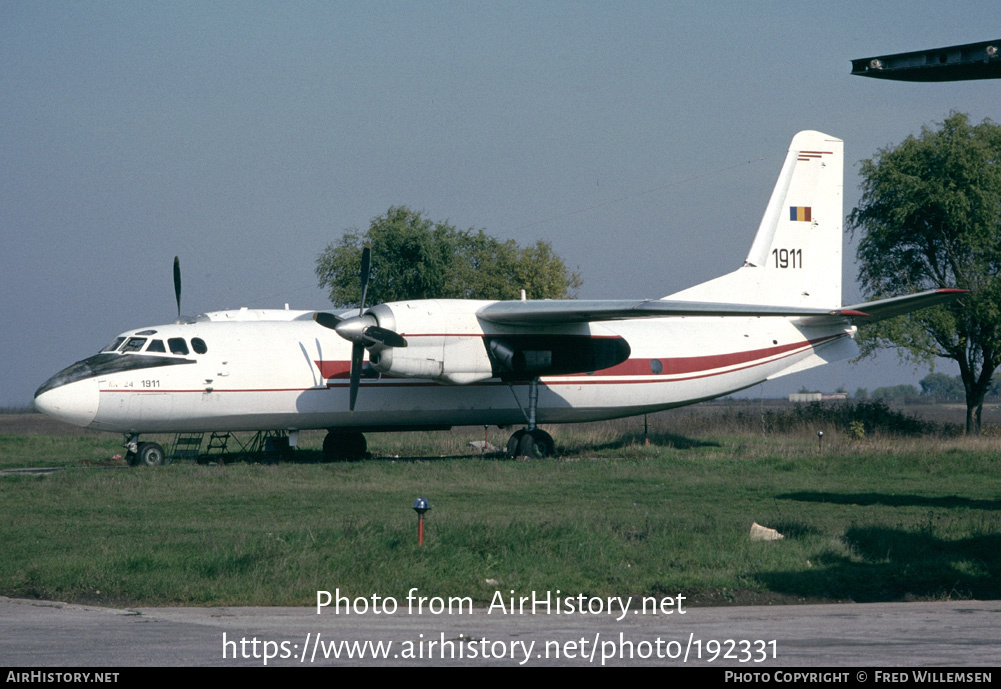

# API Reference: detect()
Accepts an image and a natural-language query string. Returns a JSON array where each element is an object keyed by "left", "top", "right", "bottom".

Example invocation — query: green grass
[
  {"left": 2, "top": 420, "right": 999, "bottom": 608},
  {"left": 0, "top": 433, "right": 124, "bottom": 469}
]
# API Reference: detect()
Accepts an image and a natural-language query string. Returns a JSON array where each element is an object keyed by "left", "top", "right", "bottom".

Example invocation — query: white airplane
[{"left": 34, "top": 131, "right": 963, "bottom": 465}]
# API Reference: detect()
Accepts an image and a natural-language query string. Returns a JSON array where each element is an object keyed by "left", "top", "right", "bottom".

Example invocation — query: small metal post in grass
[
  {"left": 413, "top": 497, "right": 430, "bottom": 546},
  {"left": 644, "top": 414, "right": 649, "bottom": 446},
  {"left": 817, "top": 430, "right": 824, "bottom": 452}
]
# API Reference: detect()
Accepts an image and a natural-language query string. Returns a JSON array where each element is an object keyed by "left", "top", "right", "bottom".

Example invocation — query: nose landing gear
[{"left": 124, "top": 434, "right": 166, "bottom": 467}]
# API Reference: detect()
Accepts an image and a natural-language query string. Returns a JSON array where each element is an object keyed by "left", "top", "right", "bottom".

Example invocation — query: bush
[{"left": 762, "top": 401, "right": 935, "bottom": 436}]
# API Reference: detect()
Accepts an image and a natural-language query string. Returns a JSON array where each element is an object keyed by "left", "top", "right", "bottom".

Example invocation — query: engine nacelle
[
  {"left": 371, "top": 337, "right": 494, "bottom": 385},
  {"left": 366, "top": 301, "right": 495, "bottom": 385},
  {"left": 365, "top": 300, "right": 631, "bottom": 384}
]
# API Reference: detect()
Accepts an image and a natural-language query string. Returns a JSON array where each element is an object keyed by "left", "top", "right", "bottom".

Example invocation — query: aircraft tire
[
  {"left": 531, "top": 429, "right": 556, "bottom": 457},
  {"left": 519, "top": 429, "right": 555, "bottom": 458},
  {"left": 135, "top": 442, "right": 166, "bottom": 467},
  {"left": 506, "top": 429, "right": 526, "bottom": 457},
  {"left": 323, "top": 431, "right": 368, "bottom": 462}
]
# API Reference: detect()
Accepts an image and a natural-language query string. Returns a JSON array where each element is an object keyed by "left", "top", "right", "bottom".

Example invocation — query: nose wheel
[{"left": 123, "top": 434, "right": 166, "bottom": 467}]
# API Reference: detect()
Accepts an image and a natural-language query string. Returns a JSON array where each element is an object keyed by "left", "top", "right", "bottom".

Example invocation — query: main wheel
[
  {"left": 518, "top": 429, "right": 555, "bottom": 458},
  {"left": 530, "top": 429, "right": 555, "bottom": 457},
  {"left": 506, "top": 429, "right": 527, "bottom": 457},
  {"left": 135, "top": 442, "right": 166, "bottom": 467},
  {"left": 509, "top": 429, "right": 555, "bottom": 458},
  {"left": 322, "top": 431, "right": 368, "bottom": 461}
]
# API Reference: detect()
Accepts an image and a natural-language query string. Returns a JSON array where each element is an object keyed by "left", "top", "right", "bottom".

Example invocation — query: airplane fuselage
[{"left": 34, "top": 300, "right": 856, "bottom": 435}]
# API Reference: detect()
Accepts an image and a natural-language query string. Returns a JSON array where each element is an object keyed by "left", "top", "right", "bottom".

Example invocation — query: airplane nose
[{"left": 34, "top": 378, "right": 99, "bottom": 428}]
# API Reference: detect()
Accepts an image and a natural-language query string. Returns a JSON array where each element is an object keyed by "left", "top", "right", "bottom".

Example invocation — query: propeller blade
[
  {"left": 358, "top": 243, "right": 371, "bottom": 316},
  {"left": 173, "top": 256, "right": 182, "bottom": 320},
  {"left": 349, "top": 342, "right": 364, "bottom": 412},
  {"left": 365, "top": 325, "right": 408, "bottom": 348},
  {"left": 313, "top": 312, "right": 344, "bottom": 330},
  {"left": 320, "top": 243, "right": 398, "bottom": 412}
]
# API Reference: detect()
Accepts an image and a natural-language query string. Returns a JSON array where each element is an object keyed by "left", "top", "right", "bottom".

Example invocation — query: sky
[{"left": 2, "top": 1, "right": 998, "bottom": 407}]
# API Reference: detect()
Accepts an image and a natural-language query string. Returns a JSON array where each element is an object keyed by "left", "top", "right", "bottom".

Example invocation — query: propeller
[
  {"left": 173, "top": 256, "right": 182, "bottom": 321},
  {"left": 314, "top": 244, "right": 407, "bottom": 411}
]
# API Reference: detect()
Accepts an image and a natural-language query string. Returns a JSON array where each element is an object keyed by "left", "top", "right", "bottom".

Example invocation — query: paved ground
[{"left": 2, "top": 596, "right": 998, "bottom": 667}]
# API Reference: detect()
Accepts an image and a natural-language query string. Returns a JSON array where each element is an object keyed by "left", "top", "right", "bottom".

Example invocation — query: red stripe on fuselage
[
  {"left": 313, "top": 334, "right": 841, "bottom": 383},
  {"left": 575, "top": 335, "right": 839, "bottom": 377},
  {"left": 316, "top": 360, "right": 352, "bottom": 379}
]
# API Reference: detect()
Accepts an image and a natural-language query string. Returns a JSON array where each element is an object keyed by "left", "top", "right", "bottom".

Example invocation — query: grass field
[{"left": 1, "top": 402, "right": 999, "bottom": 608}]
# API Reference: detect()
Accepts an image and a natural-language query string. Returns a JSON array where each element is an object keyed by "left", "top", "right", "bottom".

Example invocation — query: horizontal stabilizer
[{"left": 842, "top": 289, "right": 967, "bottom": 323}]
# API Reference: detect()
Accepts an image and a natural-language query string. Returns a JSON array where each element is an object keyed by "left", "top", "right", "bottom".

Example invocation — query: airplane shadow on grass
[
  {"left": 756, "top": 526, "right": 1001, "bottom": 602},
  {"left": 251, "top": 431, "right": 720, "bottom": 462},
  {"left": 757, "top": 492, "right": 1001, "bottom": 601},
  {"left": 779, "top": 491, "right": 1001, "bottom": 512},
  {"left": 575, "top": 431, "right": 721, "bottom": 453}
]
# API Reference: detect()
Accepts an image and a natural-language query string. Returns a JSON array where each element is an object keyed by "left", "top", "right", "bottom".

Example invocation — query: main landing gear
[
  {"left": 124, "top": 434, "right": 166, "bottom": 467},
  {"left": 506, "top": 377, "right": 556, "bottom": 458},
  {"left": 507, "top": 427, "right": 555, "bottom": 458},
  {"left": 322, "top": 430, "right": 368, "bottom": 462}
]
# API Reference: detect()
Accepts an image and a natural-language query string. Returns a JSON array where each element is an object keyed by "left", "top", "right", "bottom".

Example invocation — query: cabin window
[
  {"left": 650, "top": 359, "right": 663, "bottom": 375},
  {"left": 147, "top": 339, "right": 166, "bottom": 353},
  {"left": 101, "top": 337, "right": 126, "bottom": 353},
  {"left": 191, "top": 337, "right": 208, "bottom": 354},
  {"left": 121, "top": 338, "right": 147, "bottom": 353},
  {"left": 168, "top": 338, "right": 189, "bottom": 355}
]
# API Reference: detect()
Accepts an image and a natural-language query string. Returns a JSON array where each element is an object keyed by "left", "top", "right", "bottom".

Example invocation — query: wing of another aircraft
[{"left": 476, "top": 299, "right": 861, "bottom": 325}]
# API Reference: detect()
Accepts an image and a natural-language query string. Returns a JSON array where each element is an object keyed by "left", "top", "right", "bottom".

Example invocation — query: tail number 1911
[{"left": 771, "top": 248, "right": 802, "bottom": 269}]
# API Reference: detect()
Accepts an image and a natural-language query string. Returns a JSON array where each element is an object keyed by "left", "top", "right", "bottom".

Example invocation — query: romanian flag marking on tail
[{"left": 789, "top": 206, "right": 812, "bottom": 222}]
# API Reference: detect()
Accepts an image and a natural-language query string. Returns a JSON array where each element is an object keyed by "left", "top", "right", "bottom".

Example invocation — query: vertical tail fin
[{"left": 667, "top": 130, "right": 843, "bottom": 308}]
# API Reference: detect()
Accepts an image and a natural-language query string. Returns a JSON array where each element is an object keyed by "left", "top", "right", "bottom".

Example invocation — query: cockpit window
[
  {"left": 147, "top": 339, "right": 166, "bottom": 353},
  {"left": 168, "top": 338, "right": 189, "bottom": 355},
  {"left": 191, "top": 337, "right": 208, "bottom": 354},
  {"left": 101, "top": 337, "right": 126, "bottom": 353},
  {"left": 120, "top": 337, "right": 147, "bottom": 353}
]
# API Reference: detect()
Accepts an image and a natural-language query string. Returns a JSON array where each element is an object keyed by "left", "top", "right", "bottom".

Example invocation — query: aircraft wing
[
  {"left": 476, "top": 299, "right": 857, "bottom": 325},
  {"left": 477, "top": 290, "right": 966, "bottom": 326},
  {"left": 841, "top": 288, "right": 968, "bottom": 323}
]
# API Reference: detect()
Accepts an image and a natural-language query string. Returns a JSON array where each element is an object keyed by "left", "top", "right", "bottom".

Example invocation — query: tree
[
  {"left": 870, "top": 384, "right": 919, "bottom": 401},
  {"left": 919, "top": 372, "right": 965, "bottom": 399},
  {"left": 315, "top": 206, "right": 582, "bottom": 307},
  {"left": 848, "top": 112, "right": 1001, "bottom": 434}
]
